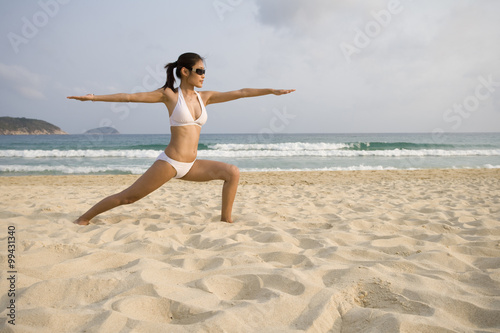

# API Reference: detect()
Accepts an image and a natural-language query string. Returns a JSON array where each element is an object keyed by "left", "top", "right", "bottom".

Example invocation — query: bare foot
[
  {"left": 221, "top": 217, "right": 233, "bottom": 223},
  {"left": 73, "top": 218, "right": 90, "bottom": 225}
]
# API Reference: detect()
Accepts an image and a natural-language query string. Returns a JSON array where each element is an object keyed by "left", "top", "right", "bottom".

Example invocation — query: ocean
[{"left": 0, "top": 132, "right": 499, "bottom": 176}]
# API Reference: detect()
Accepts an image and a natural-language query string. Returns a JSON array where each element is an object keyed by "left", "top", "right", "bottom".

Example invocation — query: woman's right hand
[{"left": 67, "top": 94, "right": 94, "bottom": 101}]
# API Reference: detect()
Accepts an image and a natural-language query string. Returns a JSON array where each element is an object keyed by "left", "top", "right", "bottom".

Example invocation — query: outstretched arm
[
  {"left": 67, "top": 89, "right": 169, "bottom": 103},
  {"left": 204, "top": 88, "right": 295, "bottom": 105}
]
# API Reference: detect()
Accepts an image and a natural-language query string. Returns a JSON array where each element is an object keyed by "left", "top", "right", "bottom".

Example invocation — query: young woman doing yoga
[{"left": 67, "top": 52, "right": 295, "bottom": 225}]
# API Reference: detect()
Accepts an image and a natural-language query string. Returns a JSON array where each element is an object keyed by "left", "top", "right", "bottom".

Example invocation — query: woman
[{"left": 67, "top": 52, "right": 295, "bottom": 225}]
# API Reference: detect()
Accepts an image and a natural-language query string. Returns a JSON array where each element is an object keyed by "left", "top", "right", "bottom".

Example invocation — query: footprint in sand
[
  {"left": 195, "top": 274, "right": 305, "bottom": 301},
  {"left": 354, "top": 280, "right": 433, "bottom": 316},
  {"left": 111, "top": 295, "right": 215, "bottom": 325},
  {"left": 258, "top": 251, "right": 315, "bottom": 268}
]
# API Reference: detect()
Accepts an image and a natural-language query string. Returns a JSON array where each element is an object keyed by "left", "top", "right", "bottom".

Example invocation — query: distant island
[
  {"left": 84, "top": 127, "right": 120, "bottom": 135},
  {"left": 0, "top": 117, "right": 67, "bottom": 135}
]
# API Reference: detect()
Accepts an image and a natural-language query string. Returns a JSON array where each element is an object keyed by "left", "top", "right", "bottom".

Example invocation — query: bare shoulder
[
  {"left": 160, "top": 87, "right": 179, "bottom": 110},
  {"left": 198, "top": 90, "right": 214, "bottom": 99},
  {"left": 161, "top": 87, "right": 177, "bottom": 101},
  {"left": 198, "top": 90, "right": 216, "bottom": 105}
]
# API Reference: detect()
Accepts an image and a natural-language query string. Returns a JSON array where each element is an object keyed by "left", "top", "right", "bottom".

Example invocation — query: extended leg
[{"left": 74, "top": 160, "right": 176, "bottom": 225}]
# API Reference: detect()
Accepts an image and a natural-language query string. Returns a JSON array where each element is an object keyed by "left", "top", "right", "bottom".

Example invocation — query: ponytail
[
  {"left": 161, "top": 53, "right": 204, "bottom": 91},
  {"left": 162, "top": 61, "right": 177, "bottom": 91}
]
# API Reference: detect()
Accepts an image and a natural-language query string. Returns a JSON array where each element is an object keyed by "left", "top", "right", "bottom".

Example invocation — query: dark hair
[{"left": 162, "top": 52, "right": 204, "bottom": 91}]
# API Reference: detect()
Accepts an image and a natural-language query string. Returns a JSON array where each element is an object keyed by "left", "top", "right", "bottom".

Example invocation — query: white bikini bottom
[{"left": 156, "top": 152, "right": 195, "bottom": 179}]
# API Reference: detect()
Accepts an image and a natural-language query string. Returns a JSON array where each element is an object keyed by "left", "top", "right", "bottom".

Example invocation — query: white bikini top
[{"left": 169, "top": 89, "right": 207, "bottom": 127}]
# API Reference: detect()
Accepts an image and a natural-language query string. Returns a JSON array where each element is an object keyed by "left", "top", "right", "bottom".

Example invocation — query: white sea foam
[
  {"left": 483, "top": 164, "right": 500, "bottom": 169},
  {"left": 240, "top": 165, "right": 402, "bottom": 172},
  {"left": 209, "top": 142, "right": 351, "bottom": 151},
  {"left": 1, "top": 148, "right": 499, "bottom": 159},
  {"left": 199, "top": 149, "right": 500, "bottom": 158},
  {"left": 1, "top": 164, "right": 498, "bottom": 175},
  {"left": 0, "top": 164, "right": 147, "bottom": 174},
  {"left": 0, "top": 149, "right": 160, "bottom": 158}
]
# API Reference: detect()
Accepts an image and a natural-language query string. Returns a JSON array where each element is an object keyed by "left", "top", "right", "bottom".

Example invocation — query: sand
[{"left": 0, "top": 169, "right": 499, "bottom": 332}]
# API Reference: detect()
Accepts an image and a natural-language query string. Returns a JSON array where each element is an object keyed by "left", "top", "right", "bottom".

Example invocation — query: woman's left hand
[{"left": 272, "top": 89, "right": 296, "bottom": 95}]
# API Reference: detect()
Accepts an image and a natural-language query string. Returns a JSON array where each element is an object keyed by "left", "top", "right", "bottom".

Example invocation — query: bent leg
[
  {"left": 74, "top": 160, "right": 176, "bottom": 225},
  {"left": 181, "top": 160, "right": 240, "bottom": 223}
]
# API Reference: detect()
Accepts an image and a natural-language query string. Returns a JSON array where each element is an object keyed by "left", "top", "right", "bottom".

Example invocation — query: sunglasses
[{"left": 190, "top": 68, "right": 206, "bottom": 75}]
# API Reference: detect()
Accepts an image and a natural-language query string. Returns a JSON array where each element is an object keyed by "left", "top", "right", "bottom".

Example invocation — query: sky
[{"left": 0, "top": 0, "right": 499, "bottom": 134}]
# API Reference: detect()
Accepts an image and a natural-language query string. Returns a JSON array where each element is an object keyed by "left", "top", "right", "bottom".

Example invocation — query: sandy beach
[{"left": 1, "top": 169, "right": 499, "bottom": 332}]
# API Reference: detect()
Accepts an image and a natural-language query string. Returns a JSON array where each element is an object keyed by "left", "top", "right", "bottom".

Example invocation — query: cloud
[
  {"left": 253, "top": 0, "right": 388, "bottom": 34},
  {"left": 254, "top": 0, "right": 333, "bottom": 37},
  {"left": 249, "top": 0, "right": 500, "bottom": 133},
  {"left": 0, "top": 63, "right": 46, "bottom": 99}
]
